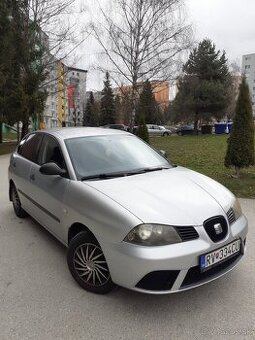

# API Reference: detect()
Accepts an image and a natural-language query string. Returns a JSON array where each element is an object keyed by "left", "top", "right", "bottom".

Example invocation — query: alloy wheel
[{"left": 73, "top": 243, "right": 110, "bottom": 287}]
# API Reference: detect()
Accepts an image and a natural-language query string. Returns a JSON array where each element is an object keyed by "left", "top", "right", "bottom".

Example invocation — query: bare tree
[{"left": 90, "top": 0, "right": 193, "bottom": 128}]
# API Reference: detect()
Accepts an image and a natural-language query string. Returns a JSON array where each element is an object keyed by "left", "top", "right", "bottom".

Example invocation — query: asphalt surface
[{"left": 0, "top": 153, "right": 254, "bottom": 340}]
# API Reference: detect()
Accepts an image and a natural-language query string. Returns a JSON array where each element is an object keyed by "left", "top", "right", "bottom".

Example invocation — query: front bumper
[{"left": 100, "top": 214, "right": 248, "bottom": 294}]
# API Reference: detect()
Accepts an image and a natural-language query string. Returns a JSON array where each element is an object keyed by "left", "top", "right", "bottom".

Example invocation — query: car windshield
[{"left": 65, "top": 134, "right": 172, "bottom": 180}]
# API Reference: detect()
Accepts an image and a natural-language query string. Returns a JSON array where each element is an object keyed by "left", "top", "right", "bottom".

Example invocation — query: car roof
[{"left": 33, "top": 127, "right": 129, "bottom": 140}]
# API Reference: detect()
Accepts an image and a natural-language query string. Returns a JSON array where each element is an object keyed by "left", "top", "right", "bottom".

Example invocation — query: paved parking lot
[{"left": 0, "top": 154, "right": 255, "bottom": 340}]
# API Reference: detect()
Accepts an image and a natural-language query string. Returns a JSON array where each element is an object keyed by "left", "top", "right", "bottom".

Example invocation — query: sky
[
  {"left": 74, "top": 0, "right": 255, "bottom": 90},
  {"left": 186, "top": 0, "right": 255, "bottom": 63}
]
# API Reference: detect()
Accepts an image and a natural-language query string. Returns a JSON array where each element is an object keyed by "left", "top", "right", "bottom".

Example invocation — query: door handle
[{"left": 30, "top": 174, "right": 35, "bottom": 181}]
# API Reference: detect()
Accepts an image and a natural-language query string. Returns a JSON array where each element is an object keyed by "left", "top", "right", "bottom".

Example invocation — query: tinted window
[
  {"left": 39, "top": 135, "right": 65, "bottom": 169},
  {"left": 19, "top": 133, "right": 43, "bottom": 163}
]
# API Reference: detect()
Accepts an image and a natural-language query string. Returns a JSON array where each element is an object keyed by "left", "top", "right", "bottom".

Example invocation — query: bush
[
  {"left": 225, "top": 78, "right": 255, "bottom": 176},
  {"left": 136, "top": 115, "right": 149, "bottom": 143}
]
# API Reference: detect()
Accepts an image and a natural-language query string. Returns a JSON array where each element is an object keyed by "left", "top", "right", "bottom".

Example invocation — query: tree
[
  {"left": 90, "top": 0, "right": 192, "bottom": 128},
  {"left": 136, "top": 114, "right": 149, "bottom": 143},
  {"left": 136, "top": 80, "right": 157, "bottom": 124},
  {"left": 225, "top": 78, "right": 255, "bottom": 177},
  {"left": 0, "top": 0, "right": 78, "bottom": 141},
  {"left": 100, "top": 72, "right": 115, "bottom": 125},
  {"left": 83, "top": 92, "right": 99, "bottom": 126},
  {"left": 0, "top": 0, "right": 25, "bottom": 142},
  {"left": 173, "top": 39, "right": 231, "bottom": 132}
]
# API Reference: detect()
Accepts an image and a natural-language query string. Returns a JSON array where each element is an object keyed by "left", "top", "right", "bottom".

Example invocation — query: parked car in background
[
  {"left": 176, "top": 125, "right": 195, "bottom": 136},
  {"left": 8, "top": 127, "right": 248, "bottom": 295},
  {"left": 103, "top": 124, "right": 128, "bottom": 131},
  {"left": 146, "top": 124, "right": 171, "bottom": 136}
]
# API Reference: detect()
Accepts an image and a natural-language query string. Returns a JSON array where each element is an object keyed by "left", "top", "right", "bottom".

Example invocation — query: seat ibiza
[{"left": 8, "top": 128, "right": 248, "bottom": 294}]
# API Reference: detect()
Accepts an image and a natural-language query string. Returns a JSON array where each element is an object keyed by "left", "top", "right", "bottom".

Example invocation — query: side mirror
[
  {"left": 40, "top": 162, "right": 66, "bottom": 176},
  {"left": 159, "top": 150, "right": 168, "bottom": 158}
]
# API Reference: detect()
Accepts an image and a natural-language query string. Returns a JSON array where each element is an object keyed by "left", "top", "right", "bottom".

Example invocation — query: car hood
[{"left": 85, "top": 167, "right": 234, "bottom": 226}]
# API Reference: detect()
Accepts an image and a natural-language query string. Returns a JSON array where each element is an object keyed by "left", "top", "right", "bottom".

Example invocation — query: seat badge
[{"left": 214, "top": 223, "right": 223, "bottom": 235}]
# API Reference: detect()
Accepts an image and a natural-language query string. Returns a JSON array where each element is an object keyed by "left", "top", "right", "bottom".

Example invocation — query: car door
[
  {"left": 28, "top": 134, "right": 71, "bottom": 242},
  {"left": 10, "top": 133, "right": 44, "bottom": 212}
]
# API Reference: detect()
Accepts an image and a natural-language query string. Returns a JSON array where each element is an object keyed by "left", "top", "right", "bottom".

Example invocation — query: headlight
[
  {"left": 124, "top": 224, "right": 182, "bottom": 246},
  {"left": 232, "top": 198, "right": 242, "bottom": 220}
]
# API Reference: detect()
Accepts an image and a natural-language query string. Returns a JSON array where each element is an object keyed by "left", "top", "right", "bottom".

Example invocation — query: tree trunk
[
  {"left": 21, "top": 120, "right": 29, "bottom": 139},
  {"left": 194, "top": 113, "right": 199, "bottom": 135},
  {"left": 17, "top": 121, "right": 20, "bottom": 142},
  {"left": 234, "top": 166, "right": 240, "bottom": 178},
  {"left": 0, "top": 122, "right": 2, "bottom": 144},
  {"left": 129, "top": 82, "right": 137, "bottom": 132}
]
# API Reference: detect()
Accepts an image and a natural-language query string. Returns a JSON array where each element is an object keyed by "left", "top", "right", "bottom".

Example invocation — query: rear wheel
[
  {"left": 10, "top": 184, "right": 27, "bottom": 218},
  {"left": 67, "top": 231, "right": 116, "bottom": 294}
]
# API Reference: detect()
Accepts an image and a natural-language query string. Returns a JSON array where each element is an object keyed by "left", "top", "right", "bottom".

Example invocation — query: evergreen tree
[
  {"left": 225, "top": 78, "right": 255, "bottom": 177},
  {"left": 0, "top": 1, "right": 47, "bottom": 140},
  {"left": 136, "top": 114, "right": 149, "bottom": 144},
  {"left": 83, "top": 92, "right": 99, "bottom": 126},
  {"left": 100, "top": 72, "right": 115, "bottom": 125},
  {"left": 137, "top": 80, "right": 157, "bottom": 124},
  {"left": 173, "top": 39, "right": 231, "bottom": 132}
]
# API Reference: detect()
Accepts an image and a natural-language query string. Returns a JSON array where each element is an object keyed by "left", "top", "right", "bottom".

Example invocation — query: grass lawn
[{"left": 150, "top": 134, "right": 255, "bottom": 199}]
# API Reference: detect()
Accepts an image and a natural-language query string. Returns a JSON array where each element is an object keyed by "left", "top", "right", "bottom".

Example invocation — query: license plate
[{"left": 200, "top": 239, "right": 241, "bottom": 272}]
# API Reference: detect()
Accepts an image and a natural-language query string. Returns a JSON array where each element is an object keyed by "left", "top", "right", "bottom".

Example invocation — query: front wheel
[
  {"left": 163, "top": 132, "right": 169, "bottom": 137},
  {"left": 67, "top": 231, "right": 116, "bottom": 294}
]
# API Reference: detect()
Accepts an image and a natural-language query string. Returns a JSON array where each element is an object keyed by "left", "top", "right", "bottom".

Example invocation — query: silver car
[
  {"left": 8, "top": 128, "right": 248, "bottom": 294},
  {"left": 146, "top": 124, "right": 171, "bottom": 136}
]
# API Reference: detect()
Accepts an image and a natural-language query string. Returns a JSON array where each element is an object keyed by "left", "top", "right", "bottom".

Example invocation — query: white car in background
[{"left": 146, "top": 124, "right": 171, "bottom": 136}]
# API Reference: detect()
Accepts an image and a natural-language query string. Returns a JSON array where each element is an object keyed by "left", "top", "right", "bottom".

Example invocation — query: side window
[
  {"left": 39, "top": 135, "right": 65, "bottom": 169},
  {"left": 18, "top": 133, "right": 43, "bottom": 164}
]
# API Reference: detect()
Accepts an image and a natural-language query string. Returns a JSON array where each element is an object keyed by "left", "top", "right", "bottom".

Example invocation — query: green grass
[{"left": 151, "top": 134, "right": 255, "bottom": 198}]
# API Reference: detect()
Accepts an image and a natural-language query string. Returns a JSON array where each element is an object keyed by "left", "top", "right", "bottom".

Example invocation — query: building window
[{"left": 245, "top": 65, "right": 250, "bottom": 69}]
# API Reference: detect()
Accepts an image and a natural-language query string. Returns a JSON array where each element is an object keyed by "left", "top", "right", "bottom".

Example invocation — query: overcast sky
[
  {"left": 76, "top": 0, "right": 255, "bottom": 90},
  {"left": 186, "top": 0, "right": 255, "bottom": 62}
]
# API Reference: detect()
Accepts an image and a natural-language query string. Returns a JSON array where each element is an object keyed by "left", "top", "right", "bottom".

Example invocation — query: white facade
[
  {"left": 242, "top": 53, "right": 255, "bottom": 117},
  {"left": 42, "top": 56, "right": 59, "bottom": 129},
  {"left": 66, "top": 67, "right": 87, "bottom": 127},
  {"left": 41, "top": 64, "right": 87, "bottom": 128}
]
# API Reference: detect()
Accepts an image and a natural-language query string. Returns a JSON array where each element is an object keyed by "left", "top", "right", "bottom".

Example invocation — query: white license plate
[{"left": 200, "top": 239, "right": 241, "bottom": 272}]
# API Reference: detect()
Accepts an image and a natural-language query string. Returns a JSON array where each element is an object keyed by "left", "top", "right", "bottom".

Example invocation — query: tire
[
  {"left": 67, "top": 231, "right": 116, "bottom": 294},
  {"left": 163, "top": 132, "right": 169, "bottom": 137},
  {"left": 177, "top": 131, "right": 182, "bottom": 136},
  {"left": 10, "top": 184, "right": 27, "bottom": 218}
]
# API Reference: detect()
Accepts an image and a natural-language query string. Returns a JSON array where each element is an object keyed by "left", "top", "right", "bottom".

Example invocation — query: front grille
[
  {"left": 175, "top": 226, "right": 199, "bottom": 242},
  {"left": 203, "top": 216, "right": 228, "bottom": 242},
  {"left": 227, "top": 208, "right": 236, "bottom": 225},
  {"left": 181, "top": 252, "right": 242, "bottom": 288},
  {"left": 136, "top": 270, "right": 180, "bottom": 291}
]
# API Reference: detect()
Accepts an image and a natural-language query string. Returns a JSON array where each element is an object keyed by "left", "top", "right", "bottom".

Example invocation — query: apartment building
[
  {"left": 41, "top": 61, "right": 87, "bottom": 128},
  {"left": 242, "top": 53, "right": 255, "bottom": 116}
]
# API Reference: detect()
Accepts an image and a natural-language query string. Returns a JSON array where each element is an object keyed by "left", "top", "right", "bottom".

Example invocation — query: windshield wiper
[
  {"left": 81, "top": 173, "right": 126, "bottom": 181},
  {"left": 81, "top": 167, "right": 171, "bottom": 181},
  {"left": 138, "top": 166, "right": 171, "bottom": 173}
]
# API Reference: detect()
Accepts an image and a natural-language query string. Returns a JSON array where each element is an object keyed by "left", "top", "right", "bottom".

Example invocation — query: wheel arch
[{"left": 68, "top": 222, "right": 95, "bottom": 245}]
